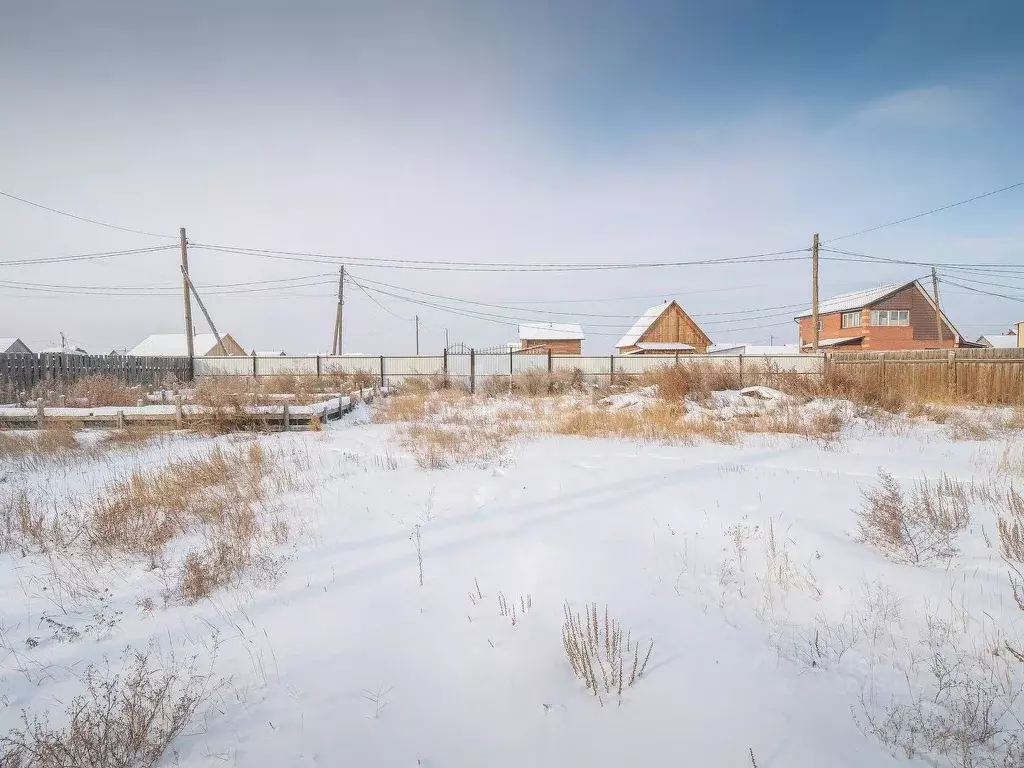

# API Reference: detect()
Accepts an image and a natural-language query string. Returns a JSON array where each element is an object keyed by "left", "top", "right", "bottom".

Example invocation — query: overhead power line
[
  {"left": 939, "top": 276, "right": 1024, "bottom": 304},
  {"left": 0, "top": 244, "right": 178, "bottom": 267},
  {"left": 0, "top": 191, "right": 177, "bottom": 240},
  {"left": 825, "top": 181, "right": 1024, "bottom": 243},
  {"left": 193, "top": 243, "right": 809, "bottom": 272}
]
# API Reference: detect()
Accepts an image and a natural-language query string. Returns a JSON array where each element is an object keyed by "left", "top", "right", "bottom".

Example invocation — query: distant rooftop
[{"left": 518, "top": 323, "right": 584, "bottom": 341}]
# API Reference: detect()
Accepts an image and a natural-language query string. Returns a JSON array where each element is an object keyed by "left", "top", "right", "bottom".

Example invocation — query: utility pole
[
  {"left": 931, "top": 266, "right": 944, "bottom": 347},
  {"left": 180, "top": 267, "right": 224, "bottom": 352},
  {"left": 180, "top": 227, "right": 195, "bottom": 361},
  {"left": 811, "top": 233, "right": 820, "bottom": 352},
  {"left": 415, "top": 315, "right": 420, "bottom": 355},
  {"left": 332, "top": 267, "right": 345, "bottom": 355},
  {"left": 444, "top": 327, "right": 449, "bottom": 352}
]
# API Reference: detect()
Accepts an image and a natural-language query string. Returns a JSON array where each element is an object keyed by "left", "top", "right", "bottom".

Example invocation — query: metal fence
[
  {"left": 1, "top": 353, "right": 191, "bottom": 398},
  {"left": 194, "top": 352, "right": 825, "bottom": 389}
]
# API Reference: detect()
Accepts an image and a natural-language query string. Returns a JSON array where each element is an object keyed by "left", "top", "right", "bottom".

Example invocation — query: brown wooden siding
[
  {"left": 520, "top": 338, "right": 582, "bottom": 355},
  {"left": 626, "top": 303, "right": 710, "bottom": 353}
]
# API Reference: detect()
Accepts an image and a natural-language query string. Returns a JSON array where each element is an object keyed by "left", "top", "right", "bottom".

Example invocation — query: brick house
[
  {"left": 616, "top": 300, "right": 711, "bottom": 355},
  {"left": 794, "top": 280, "right": 963, "bottom": 352},
  {"left": 518, "top": 323, "right": 584, "bottom": 354}
]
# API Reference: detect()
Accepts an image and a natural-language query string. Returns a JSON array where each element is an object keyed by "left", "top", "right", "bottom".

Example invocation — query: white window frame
[
  {"left": 841, "top": 311, "right": 861, "bottom": 329},
  {"left": 870, "top": 309, "right": 909, "bottom": 326}
]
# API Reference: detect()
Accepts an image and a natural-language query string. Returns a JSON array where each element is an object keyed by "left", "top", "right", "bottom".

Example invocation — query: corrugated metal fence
[
  {"left": 1, "top": 353, "right": 191, "bottom": 398},
  {"left": 194, "top": 352, "right": 825, "bottom": 389}
]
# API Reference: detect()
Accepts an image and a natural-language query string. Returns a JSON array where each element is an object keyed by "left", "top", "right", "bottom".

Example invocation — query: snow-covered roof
[
  {"left": 976, "top": 334, "right": 1017, "bottom": 349},
  {"left": 129, "top": 334, "right": 223, "bottom": 356},
  {"left": 794, "top": 282, "right": 910, "bottom": 319},
  {"left": 251, "top": 350, "right": 286, "bottom": 356},
  {"left": 518, "top": 323, "right": 584, "bottom": 341},
  {"left": 615, "top": 302, "right": 672, "bottom": 349},
  {"left": 800, "top": 335, "right": 864, "bottom": 349},
  {"left": 708, "top": 344, "right": 801, "bottom": 356},
  {"left": 635, "top": 342, "right": 695, "bottom": 351},
  {"left": 38, "top": 347, "right": 88, "bottom": 355}
]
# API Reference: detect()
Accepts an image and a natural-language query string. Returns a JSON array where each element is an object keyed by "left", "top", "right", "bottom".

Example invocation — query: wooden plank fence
[
  {"left": 827, "top": 348, "right": 1024, "bottom": 405},
  {"left": 0, "top": 353, "right": 190, "bottom": 400}
]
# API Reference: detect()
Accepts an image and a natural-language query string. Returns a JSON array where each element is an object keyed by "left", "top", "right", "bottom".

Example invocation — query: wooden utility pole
[
  {"left": 180, "top": 267, "right": 224, "bottom": 352},
  {"left": 180, "top": 228, "right": 195, "bottom": 360},
  {"left": 332, "top": 267, "right": 345, "bottom": 355},
  {"left": 811, "top": 233, "right": 820, "bottom": 352},
  {"left": 931, "top": 266, "right": 944, "bottom": 346},
  {"left": 444, "top": 327, "right": 449, "bottom": 352},
  {"left": 415, "top": 315, "right": 420, "bottom": 355}
]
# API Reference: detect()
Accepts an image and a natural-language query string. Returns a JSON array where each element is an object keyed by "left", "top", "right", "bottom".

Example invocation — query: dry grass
[
  {"left": 856, "top": 471, "right": 972, "bottom": 565},
  {"left": 562, "top": 602, "right": 653, "bottom": 701},
  {"left": 0, "top": 427, "right": 78, "bottom": 461},
  {"left": 101, "top": 425, "right": 173, "bottom": 450},
  {"left": 481, "top": 370, "right": 585, "bottom": 397},
  {"left": 0, "top": 645, "right": 214, "bottom": 768},
  {"left": 67, "top": 375, "right": 142, "bottom": 407},
  {"left": 403, "top": 419, "right": 522, "bottom": 469},
  {"left": 641, "top": 362, "right": 740, "bottom": 403},
  {"left": 554, "top": 402, "right": 732, "bottom": 445}
]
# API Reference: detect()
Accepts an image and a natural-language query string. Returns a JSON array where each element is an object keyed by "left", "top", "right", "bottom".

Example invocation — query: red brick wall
[{"left": 797, "top": 284, "right": 959, "bottom": 351}]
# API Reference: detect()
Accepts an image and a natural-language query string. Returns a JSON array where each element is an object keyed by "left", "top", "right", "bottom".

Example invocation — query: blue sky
[{"left": 1, "top": 1, "right": 1021, "bottom": 352}]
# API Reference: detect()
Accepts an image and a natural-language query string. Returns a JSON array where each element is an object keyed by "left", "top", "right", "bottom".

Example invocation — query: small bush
[
  {"left": 641, "top": 362, "right": 740, "bottom": 402},
  {"left": 856, "top": 470, "right": 971, "bottom": 565},
  {"left": 0, "top": 646, "right": 213, "bottom": 768},
  {"left": 68, "top": 376, "right": 141, "bottom": 407},
  {"left": 562, "top": 602, "right": 653, "bottom": 700}
]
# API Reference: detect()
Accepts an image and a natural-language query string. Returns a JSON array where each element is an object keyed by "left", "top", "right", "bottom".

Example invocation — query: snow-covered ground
[{"left": 1, "top": 393, "right": 1023, "bottom": 766}]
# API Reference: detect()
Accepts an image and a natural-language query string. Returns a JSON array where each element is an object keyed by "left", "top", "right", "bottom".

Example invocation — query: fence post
[
  {"left": 509, "top": 347, "right": 513, "bottom": 382},
  {"left": 948, "top": 351, "right": 957, "bottom": 399},
  {"left": 609, "top": 354, "right": 615, "bottom": 385},
  {"left": 252, "top": 355, "right": 257, "bottom": 378},
  {"left": 316, "top": 354, "right": 322, "bottom": 378},
  {"left": 379, "top": 355, "right": 385, "bottom": 388},
  {"left": 675, "top": 351, "right": 680, "bottom": 366},
  {"left": 443, "top": 348, "right": 448, "bottom": 385},
  {"left": 117, "top": 410, "right": 125, "bottom": 429},
  {"left": 36, "top": 400, "right": 44, "bottom": 428},
  {"left": 547, "top": 349, "right": 552, "bottom": 374},
  {"left": 738, "top": 354, "right": 744, "bottom": 388},
  {"left": 175, "top": 396, "right": 183, "bottom": 428},
  {"left": 470, "top": 349, "right": 476, "bottom": 394},
  {"left": 880, "top": 355, "right": 886, "bottom": 389},
  {"left": 282, "top": 402, "right": 290, "bottom": 431}
]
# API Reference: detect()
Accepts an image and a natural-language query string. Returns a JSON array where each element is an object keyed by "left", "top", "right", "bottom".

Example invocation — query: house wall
[
  {"left": 520, "top": 339, "right": 582, "bottom": 355},
  {"left": 633, "top": 303, "right": 710, "bottom": 353},
  {"left": 1018, "top": 322, "right": 1024, "bottom": 347},
  {"left": 797, "top": 284, "right": 960, "bottom": 351}
]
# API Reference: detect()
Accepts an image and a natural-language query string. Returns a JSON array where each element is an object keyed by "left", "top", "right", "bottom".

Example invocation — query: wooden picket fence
[{"left": 0, "top": 353, "right": 190, "bottom": 400}]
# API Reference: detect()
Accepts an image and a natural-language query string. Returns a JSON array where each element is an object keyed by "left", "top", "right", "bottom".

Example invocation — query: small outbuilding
[
  {"left": 518, "top": 323, "right": 585, "bottom": 354},
  {"left": 976, "top": 332, "right": 1017, "bottom": 349},
  {"left": 0, "top": 338, "right": 32, "bottom": 354},
  {"left": 616, "top": 300, "right": 711, "bottom": 356},
  {"left": 129, "top": 333, "right": 247, "bottom": 357}
]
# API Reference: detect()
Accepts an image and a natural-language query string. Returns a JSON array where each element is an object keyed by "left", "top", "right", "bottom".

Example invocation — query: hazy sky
[{"left": 2, "top": 0, "right": 1022, "bottom": 354}]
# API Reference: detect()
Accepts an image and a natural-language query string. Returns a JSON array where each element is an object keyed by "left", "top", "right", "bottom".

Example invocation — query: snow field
[{"left": 0, "top": 393, "right": 1023, "bottom": 766}]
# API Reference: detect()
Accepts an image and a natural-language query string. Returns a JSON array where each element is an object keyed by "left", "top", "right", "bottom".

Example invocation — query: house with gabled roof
[
  {"left": 129, "top": 333, "right": 247, "bottom": 357},
  {"left": 0, "top": 338, "right": 32, "bottom": 354},
  {"left": 615, "top": 300, "right": 711, "bottom": 356},
  {"left": 518, "top": 323, "right": 584, "bottom": 354},
  {"left": 794, "top": 279, "right": 964, "bottom": 352}
]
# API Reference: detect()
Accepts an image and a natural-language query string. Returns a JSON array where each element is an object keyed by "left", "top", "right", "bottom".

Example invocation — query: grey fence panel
[
  {"left": 446, "top": 353, "right": 471, "bottom": 377},
  {"left": 321, "top": 356, "right": 381, "bottom": 375},
  {"left": 256, "top": 356, "right": 318, "bottom": 376},
  {"left": 611, "top": 355, "right": 681, "bottom": 375},
  {"left": 550, "top": 355, "right": 613, "bottom": 376},
  {"left": 511, "top": 353, "right": 549, "bottom": 374},
  {"left": 474, "top": 353, "right": 512, "bottom": 377},
  {"left": 193, "top": 356, "right": 253, "bottom": 376}
]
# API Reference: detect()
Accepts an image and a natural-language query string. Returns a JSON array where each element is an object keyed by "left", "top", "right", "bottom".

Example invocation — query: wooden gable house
[{"left": 615, "top": 300, "right": 711, "bottom": 355}]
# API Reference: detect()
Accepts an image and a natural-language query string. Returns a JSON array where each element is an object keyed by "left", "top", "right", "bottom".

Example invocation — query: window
[
  {"left": 841, "top": 312, "right": 861, "bottom": 328},
  {"left": 870, "top": 309, "right": 909, "bottom": 326}
]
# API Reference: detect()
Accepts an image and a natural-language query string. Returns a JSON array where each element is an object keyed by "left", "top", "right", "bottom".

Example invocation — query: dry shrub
[
  {"left": 947, "top": 414, "right": 995, "bottom": 442},
  {"left": 555, "top": 402, "right": 732, "bottom": 445},
  {"left": 88, "top": 443, "right": 292, "bottom": 600},
  {"left": 856, "top": 470, "right": 971, "bottom": 565},
  {"left": 0, "top": 646, "right": 213, "bottom": 768},
  {"left": 102, "top": 425, "right": 172, "bottom": 450},
  {"left": 0, "top": 427, "right": 78, "bottom": 462},
  {"left": 997, "top": 444, "right": 1024, "bottom": 478},
  {"left": 373, "top": 393, "right": 428, "bottom": 423},
  {"left": 641, "top": 361, "right": 740, "bottom": 403},
  {"left": 776, "top": 367, "right": 907, "bottom": 413},
  {"left": 562, "top": 602, "right": 653, "bottom": 700},
  {"left": 193, "top": 377, "right": 251, "bottom": 409},
  {"left": 402, "top": 420, "right": 521, "bottom": 469},
  {"left": 482, "top": 370, "right": 585, "bottom": 397},
  {"left": 0, "top": 490, "right": 54, "bottom": 554},
  {"left": 68, "top": 375, "right": 140, "bottom": 407}
]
